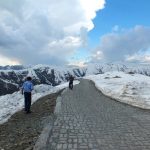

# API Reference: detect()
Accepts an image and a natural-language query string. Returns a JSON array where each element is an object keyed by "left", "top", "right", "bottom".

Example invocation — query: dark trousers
[
  {"left": 69, "top": 81, "right": 73, "bottom": 89},
  {"left": 24, "top": 92, "right": 31, "bottom": 113}
]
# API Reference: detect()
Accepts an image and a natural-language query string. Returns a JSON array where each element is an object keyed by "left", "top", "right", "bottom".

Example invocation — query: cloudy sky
[{"left": 0, "top": 0, "right": 150, "bottom": 66}]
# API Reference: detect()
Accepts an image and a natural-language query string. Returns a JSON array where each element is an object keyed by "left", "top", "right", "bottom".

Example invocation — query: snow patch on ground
[
  {"left": 0, "top": 80, "right": 80, "bottom": 124},
  {"left": 85, "top": 71, "right": 150, "bottom": 109}
]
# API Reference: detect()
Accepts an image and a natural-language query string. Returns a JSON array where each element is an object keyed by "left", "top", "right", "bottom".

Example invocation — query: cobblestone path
[{"left": 46, "top": 80, "right": 150, "bottom": 150}]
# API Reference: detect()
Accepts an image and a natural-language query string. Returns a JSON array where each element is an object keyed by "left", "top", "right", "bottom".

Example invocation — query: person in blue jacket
[{"left": 22, "top": 76, "right": 33, "bottom": 113}]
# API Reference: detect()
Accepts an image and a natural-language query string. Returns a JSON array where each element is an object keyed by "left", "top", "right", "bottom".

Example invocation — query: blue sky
[
  {"left": 89, "top": 0, "right": 150, "bottom": 46},
  {"left": 86, "top": 0, "right": 150, "bottom": 64},
  {"left": 0, "top": 0, "right": 150, "bottom": 66}
]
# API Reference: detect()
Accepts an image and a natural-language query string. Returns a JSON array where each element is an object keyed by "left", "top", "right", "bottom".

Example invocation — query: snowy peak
[
  {"left": 0, "top": 65, "right": 25, "bottom": 70},
  {"left": 1, "top": 63, "right": 150, "bottom": 96},
  {"left": 0, "top": 65, "right": 86, "bottom": 96},
  {"left": 86, "top": 62, "right": 150, "bottom": 76}
]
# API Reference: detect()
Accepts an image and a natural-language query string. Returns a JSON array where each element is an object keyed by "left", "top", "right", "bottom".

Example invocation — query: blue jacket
[{"left": 22, "top": 81, "right": 33, "bottom": 93}]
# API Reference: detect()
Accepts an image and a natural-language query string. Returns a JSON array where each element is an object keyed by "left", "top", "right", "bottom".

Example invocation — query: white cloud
[
  {"left": 68, "top": 60, "right": 87, "bottom": 67},
  {"left": 0, "top": 0, "right": 106, "bottom": 65},
  {"left": 91, "top": 50, "right": 104, "bottom": 62},
  {"left": 79, "top": 0, "right": 105, "bottom": 30},
  {"left": 126, "top": 52, "right": 150, "bottom": 63},
  {"left": 92, "top": 25, "right": 150, "bottom": 63},
  {"left": 0, "top": 55, "right": 20, "bottom": 66}
]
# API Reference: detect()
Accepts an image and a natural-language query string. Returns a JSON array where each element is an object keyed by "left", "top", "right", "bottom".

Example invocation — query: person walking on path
[
  {"left": 22, "top": 76, "right": 33, "bottom": 113},
  {"left": 69, "top": 75, "right": 74, "bottom": 90}
]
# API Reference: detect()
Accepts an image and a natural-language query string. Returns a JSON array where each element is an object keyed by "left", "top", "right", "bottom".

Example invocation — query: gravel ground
[{"left": 0, "top": 91, "right": 62, "bottom": 150}]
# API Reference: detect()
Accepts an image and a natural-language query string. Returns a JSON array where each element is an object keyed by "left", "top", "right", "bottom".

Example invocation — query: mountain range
[{"left": 0, "top": 63, "right": 150, "bottom": 96}]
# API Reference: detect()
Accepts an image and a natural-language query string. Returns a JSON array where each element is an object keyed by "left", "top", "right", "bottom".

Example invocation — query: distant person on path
[
  {"left": 69, "top": 75, "right": 74, "bottom": 90},
  {"left": 22, "top": 76, "right": 33, "bottom": 113}
]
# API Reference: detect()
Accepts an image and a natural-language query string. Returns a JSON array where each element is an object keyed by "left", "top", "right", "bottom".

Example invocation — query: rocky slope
[{"left": 0, "top": 65, "right": 86, "bottom": 96}]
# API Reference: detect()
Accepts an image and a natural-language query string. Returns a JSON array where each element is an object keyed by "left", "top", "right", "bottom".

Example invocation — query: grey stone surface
[
  {"left": 46, "top": 79, "right": 150, "bottom": 150},
  {"left": 54, "top": 96, "right": 62, "bottom": 115},
  {"left": 34, "top": 116, "right": 54, "bottom": 150}
]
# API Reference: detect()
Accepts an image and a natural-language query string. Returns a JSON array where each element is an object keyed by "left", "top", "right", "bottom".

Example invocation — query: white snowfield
[
  {"left": 85, "top": 71, "right": 150, "bottom": 109},
  {"left": 0, "top": 81, "right": 80, "bottom": 124}
]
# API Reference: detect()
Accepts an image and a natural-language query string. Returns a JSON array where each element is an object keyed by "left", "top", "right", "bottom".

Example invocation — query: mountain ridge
[
  {"left": 1, "top": 63, "right": 150, "bottom": 96},
  {"left": 0, "top": 65, "right": 86, "bottom": 96}
]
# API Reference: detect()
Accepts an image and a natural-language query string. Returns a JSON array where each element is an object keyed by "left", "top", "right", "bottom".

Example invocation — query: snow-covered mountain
[
  {"left": 0, "top": 63, "right": 150, "bottom": 96},
  {"left": 0, "top": 65, "right": 86, "bottom": 96},
  {"left": 0, "top": 65, "right": 25, "bottom": 70},
  {"left": 86, "top": 62, "right": 150, "bottom": 75}
]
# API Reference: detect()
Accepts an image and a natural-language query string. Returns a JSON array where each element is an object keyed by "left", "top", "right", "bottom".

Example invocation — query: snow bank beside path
[
  {"left": 0, "top": 81, "right": 80, "bottom": 124},
  {"left": 85, "top": 72, "right": 150, "bottom": 109}
]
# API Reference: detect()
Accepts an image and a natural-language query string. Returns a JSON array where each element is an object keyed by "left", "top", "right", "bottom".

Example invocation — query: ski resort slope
[{"left": 85, "top": 71, "right": 150, "bottom": 109}]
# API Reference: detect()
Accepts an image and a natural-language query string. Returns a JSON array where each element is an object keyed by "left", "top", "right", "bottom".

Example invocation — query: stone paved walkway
[{"left": 46, "top": 80, "right": 150, "bottom": 150}]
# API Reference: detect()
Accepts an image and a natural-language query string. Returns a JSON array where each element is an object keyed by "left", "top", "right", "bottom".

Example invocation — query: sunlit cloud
[
  {"left": 68, "top": 60, "right": 87, "bottom": 67},
  {"left": 0, "top": 0, "right": 106, "bottom": 65},
  {"left": 0, "top": 55, "right": 20, "bottom": 66}
]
